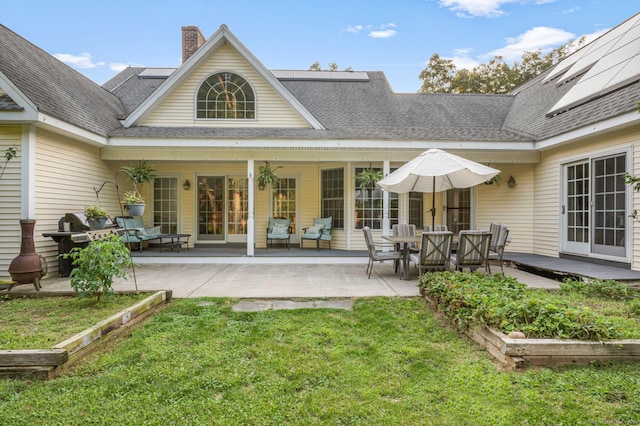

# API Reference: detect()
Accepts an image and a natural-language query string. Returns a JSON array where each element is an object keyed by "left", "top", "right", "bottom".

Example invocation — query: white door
[{"left": 562, "top": 161, "right": 590, "bottom": 255}]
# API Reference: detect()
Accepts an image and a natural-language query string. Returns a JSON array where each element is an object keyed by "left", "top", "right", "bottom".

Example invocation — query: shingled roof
[{"left": 0, "top": 24, "right": 126, "bottom": 136}]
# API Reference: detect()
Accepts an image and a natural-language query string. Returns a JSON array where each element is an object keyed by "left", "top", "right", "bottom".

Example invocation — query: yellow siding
[
  {"left": 534, "top": 127, "right": 640, "bottom": 262},
  {"left": 35, "top": 130, "right": 120, "bottom": 275},
  {"left": 0, "top": 126, "right": 22, "bottom": 278},
  {"left": 142, "top": 44, "right": 309, "bottom": 128},
  {"left": 476, "top": 164, "right": 535, "bottom": 253}
]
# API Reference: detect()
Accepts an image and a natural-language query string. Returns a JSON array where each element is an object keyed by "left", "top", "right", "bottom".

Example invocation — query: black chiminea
[{"left": 8, "top": 219, "right": 44, "bottom": 291}]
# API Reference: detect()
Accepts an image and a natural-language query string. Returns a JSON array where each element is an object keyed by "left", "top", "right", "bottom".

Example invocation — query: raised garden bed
[
  {"left": 467, "top": 325, "right": 640, "bottom": 369},
  {"left": 0, "top": 290, "right": 172, "bottom": 380}
]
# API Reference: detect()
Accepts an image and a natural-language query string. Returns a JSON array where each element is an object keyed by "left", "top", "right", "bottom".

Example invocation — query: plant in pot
[
  {"left": 356, "top": 167, "right": 383, "bottom": 195},
  {"left": 84, "top": 203, "right": 109, "bottom": 230},
  {"left": 257, "top": 161, "right": 282, "bottom": 190},
  {"left": 121, "top": 190, "right": 145, "bottom": 217},
  {"left": 120, "top": 161, "right": 157, "bottom": 215}
]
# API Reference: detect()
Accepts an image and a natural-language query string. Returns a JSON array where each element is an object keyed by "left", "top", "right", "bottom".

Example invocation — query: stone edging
[{"left": 0, "top": 290, "right": 172, "bottom": 380}]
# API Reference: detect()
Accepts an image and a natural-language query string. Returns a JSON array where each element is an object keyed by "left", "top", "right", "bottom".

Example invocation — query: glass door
[
  {"left": 271, "top": 178, "right": 297, "bottom": 241},
  {"left": 445, "top": 188, "right": 471, "bottom": 234},
  {"left": 197, "top": 176, "right": 225, "bottom": 241},
  {"left": 227, "top": 177, "right": 248, "bottom": 243},
  {"left": 591, "top": 154, "right": 626, "bottom": 257},
  {"left": 563, "top": 161, "right": 590, "bottom": 255}
]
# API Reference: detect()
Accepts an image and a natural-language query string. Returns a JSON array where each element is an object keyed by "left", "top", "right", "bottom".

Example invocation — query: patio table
[
  {"left": 159, "top": 234, "right": 191, "bottom": 252},
  {"left": 382, "top": 235, "right": 422, "bottom": 280}
]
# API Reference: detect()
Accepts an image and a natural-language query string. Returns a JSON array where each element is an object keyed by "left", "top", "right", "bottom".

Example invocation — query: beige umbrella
[{"left": 377, "top": 149, "right": 500, "bottom": 228}]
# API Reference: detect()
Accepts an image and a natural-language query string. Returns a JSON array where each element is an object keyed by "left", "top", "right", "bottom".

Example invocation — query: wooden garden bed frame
[{"left": 0, "top": 290, "right": 172, "bottom": 380}]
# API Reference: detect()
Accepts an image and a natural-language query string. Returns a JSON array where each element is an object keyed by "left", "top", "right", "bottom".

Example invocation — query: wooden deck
[{"left": 503, "top": 253, "right": 640, "bottom": 286}]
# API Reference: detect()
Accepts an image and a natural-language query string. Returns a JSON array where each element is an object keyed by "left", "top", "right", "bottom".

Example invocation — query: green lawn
[{"left": 1, "top": 297, "right": 639, "bottom": 425}]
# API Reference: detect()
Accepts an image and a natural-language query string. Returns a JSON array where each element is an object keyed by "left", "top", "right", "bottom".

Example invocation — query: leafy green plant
[
  {"left": 257, "top": 161, "right": 282, "bottom": 190},
  {"left": 121, "top": 190, "right": 145, "bottom": 205},
  {"left": 559, "top": 277, "right": 632, "bottom": 300},
  {"left": 418, "top": 271, "right": 632, "bottom": 340},
  {"left": 61, "top": 234, "right": 134, "bottom": 300},
  {"left": 356, "top": 167, "right": 383, "bottom": 189},
  {"left": 84, "top": 202, "right": 108, "bottom": 220},
  {"left": 120, "top": 160, "right": 157, "bottom": 186},
  {"left": 0, "top": 145, "right": 17, "bottom": 181}
]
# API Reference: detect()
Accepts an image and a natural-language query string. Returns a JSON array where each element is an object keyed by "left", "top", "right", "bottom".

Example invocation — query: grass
[
  {"left": 0, "top": 292, "right": 152, "bottom": 349},
  {"left": 1, "top": 297, "right": 639, "bottom": 425}
]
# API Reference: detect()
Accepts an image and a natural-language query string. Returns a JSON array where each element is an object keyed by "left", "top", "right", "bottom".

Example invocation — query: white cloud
[
  {"left": 447, "top": 49, "right": 481, "bottom": 69},
  {"left": 438, "top": 0, "right": 557, "bottom": 18},
  {"left": 367, "top": 23, "right": 398, "bottom": 39},
  {"left": 488, "top": 26, "right": 574, "bottom": 61},
  {"left": 346, "top": 25, "right": 364, "bottom": 33},
  {"left": 53, "top": 52, "right": 105, "bottom": 69},
  {"left": 369, "top": 29, "right": 397, "bottom": 38}
]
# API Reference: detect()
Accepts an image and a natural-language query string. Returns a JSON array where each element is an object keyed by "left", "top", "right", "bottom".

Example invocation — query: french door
[
  {"left": 271, "top": 177, "right": 297, "bottom": 241},
  {"left": 562, "top": 152, "right": 628, "bottom": 259},
  {"left": 197, "top": 176, "right": 248, "bottom": 243}
]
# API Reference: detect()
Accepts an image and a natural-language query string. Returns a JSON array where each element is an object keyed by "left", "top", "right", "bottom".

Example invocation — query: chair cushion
[
  {"left": 307, "top": 224, "right": 324, "bottom": 234},
  {"left": 313, "top": 217, "right": 332, "bottom": 240},
  {"left": 271, "top": 224, "right": 289, "bottom": 235}
]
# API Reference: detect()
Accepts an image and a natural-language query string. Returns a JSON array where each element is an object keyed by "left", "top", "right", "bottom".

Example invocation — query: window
[
  {"left": 196, "top": 72, "right": 255, "bottom": 119},
  {"left": 153, "top": 177, "right": 178, "bottom": 234},
  {"left": 354, "top": 167, "right": 398, "bottom": 229},
  {"left": 227, "top": 177, "right": 248, "bottom": 235},
  {"left": 321, "top": 168, "right": 344, "bottom": 229},
  {"left": 272, "top": 178, "right": 297, "bottom": 233}
]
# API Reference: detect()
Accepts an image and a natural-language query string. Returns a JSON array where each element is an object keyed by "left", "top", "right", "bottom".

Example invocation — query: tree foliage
[
  {"left": 309, "top": 61, "right": 352, "bottom": 72},
  {"left": 419, "top": 37, "right": 586, "bottom": 94}
]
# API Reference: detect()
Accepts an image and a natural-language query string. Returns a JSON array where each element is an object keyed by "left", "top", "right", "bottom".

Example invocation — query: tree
[
  {"left": 419, "top": 37, "right": 587, "bottom": 94},
  {"left": 309, "top": 62, "right": 352, "bottom": 72},
  {"left": 0, "top": 146, "right": 17, "bottom": 181}
]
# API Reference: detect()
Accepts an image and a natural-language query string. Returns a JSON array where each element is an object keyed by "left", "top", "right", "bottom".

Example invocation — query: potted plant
[
  {"left": 257, "top": 161, "right": 282, "bottom": 190},
  {"left": 485, "top": 174, "right": 502, "bottom": 186},
  {"left": 84, "top": 203, "right": 109, "bottom": 230},
  {"left": 356, "top": 167, "right": 383, "bottom": 191},
  {"left": 120, "top": 160, "right": 157, "bottom": 187},
  {"left": 121, "top": 190, "right": 145, "bottom": 216}
]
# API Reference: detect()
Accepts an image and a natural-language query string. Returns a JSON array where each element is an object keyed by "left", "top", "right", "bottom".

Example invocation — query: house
[{"left": 1, "top": 13, "right": 639, "bottom": 279}]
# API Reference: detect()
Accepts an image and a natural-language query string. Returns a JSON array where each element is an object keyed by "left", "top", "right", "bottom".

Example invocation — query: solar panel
[
  {"left": 272, "top": 70, "right": 369, "bottom": 81},
  {"left": 547, "top": 13, "right": 640, "bottom": 116},
  {"left": 138, "top": 68, "right": 176, "bottom": 78}
]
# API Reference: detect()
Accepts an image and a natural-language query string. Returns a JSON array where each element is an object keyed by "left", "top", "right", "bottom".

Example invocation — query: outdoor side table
[{"left": 159, "top": 234, "right": 191, "bottom": 252}]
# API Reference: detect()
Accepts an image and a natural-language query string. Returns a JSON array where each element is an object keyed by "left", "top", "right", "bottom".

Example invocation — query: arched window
[{"left": 196, "top": 72, "right": 255, "bottom": 119}]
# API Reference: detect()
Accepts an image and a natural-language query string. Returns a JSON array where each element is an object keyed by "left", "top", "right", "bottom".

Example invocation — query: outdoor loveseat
[{"left": 114, "top": 216, "right": 162, "bottom": 252}]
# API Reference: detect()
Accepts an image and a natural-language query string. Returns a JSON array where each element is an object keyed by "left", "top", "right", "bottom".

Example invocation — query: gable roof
[
  {"left": 0, "top": 24, "right": 126, "bottom": 136},
  {"left": 121, "top": 25, "right": 323, "bottom": 129}
]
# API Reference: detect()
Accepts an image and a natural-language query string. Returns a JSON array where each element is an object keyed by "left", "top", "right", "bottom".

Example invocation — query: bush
[
  {"left": 559, "top": 278, "right": 632, "bottom": 300},
  {"left": 61, "top": 234, "right": 134, "bottom": 300},
  {"left": 418, "top": 271, "right": 626, "bottom": 340}
]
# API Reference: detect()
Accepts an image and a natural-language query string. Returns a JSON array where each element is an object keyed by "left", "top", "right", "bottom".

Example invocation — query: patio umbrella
[{"left": 377, "top": 148, "right": 500, "bottom": 229}]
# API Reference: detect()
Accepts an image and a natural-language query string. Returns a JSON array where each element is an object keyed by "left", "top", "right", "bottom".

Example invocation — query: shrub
[
  {"left": 559, "top": 278, "right": 632, "bottom": 300},
  {"left": 418, "top": 271, "right": 625, "bottom": 340},
  {"left": 61, "top": 234, "right": 134, "bottom": 300}
]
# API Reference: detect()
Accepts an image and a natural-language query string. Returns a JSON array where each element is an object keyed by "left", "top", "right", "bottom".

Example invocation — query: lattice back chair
[
  {"left": 488, "top": 223, "right": 510, "bottom": 273},
  {"left": 409, "top": 231, "right": 454, "bottom": 275},
  {"left": 450, "top": 230, "right": 492, "bottom": 273},
  {"left": 392, "top": 223, "right": 418, "bottom": 272},
  {"left": 363, "top": 226, "right": 402, "bottom": 279}
]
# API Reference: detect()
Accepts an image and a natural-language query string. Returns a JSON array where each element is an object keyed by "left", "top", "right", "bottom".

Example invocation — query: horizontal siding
[
  {"left": 534, "top": 127, "right": 640, "bottom": 265},
  {"left": 0, "top": 127, "right": 22, "bottom": 279},
  {"left": 35, "top": 130, "right": 120, "bottom": 276},
  {"left": 142, "top": 44, "right": 309, "bottom": 128},
  {"left": 476, "top": 164, "right": 535, "bottom": 253}
]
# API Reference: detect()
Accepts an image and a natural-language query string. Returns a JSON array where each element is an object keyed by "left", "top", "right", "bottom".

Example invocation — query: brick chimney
[{"left": 182, "top": 26, "right": 205, "bottom": 63}]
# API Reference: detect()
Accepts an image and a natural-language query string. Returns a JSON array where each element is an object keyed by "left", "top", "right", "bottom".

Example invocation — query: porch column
[
  {"left": 21, "top": 124, "right": 36, "bottom": 219},
  {"left": 247, "top": 159, "right": 255, "bottom": 257},
  {"left": 382, "top": 160, "right": 390, "bottom": 244}
]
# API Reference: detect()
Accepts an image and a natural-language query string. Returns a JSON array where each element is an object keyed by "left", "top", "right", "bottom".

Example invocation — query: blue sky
[{"left": 2, "top": 1, "right": 635, "bottom": 92}]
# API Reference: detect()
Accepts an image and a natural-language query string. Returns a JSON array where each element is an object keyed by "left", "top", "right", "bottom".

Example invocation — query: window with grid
[
  {"left": 354, "top": 167, "right": 397, "bottom": 229},
  {"left": 272, "top": 178, "right": 297, "bottom": 233},
  {"left": 409, "top": 192, "right": 423, "bottom": 228},
  {"left": 153, "top": 177, "right": 178, "bottom": 234},
  {"left": 321, "top": 168, "right": 344, "bottom": 229},
  {"left": 227, "top": 177, "right": 248, "bottom": 235},
  {"left": 196, "top": 72, "right": 255, "bottom": 119}
]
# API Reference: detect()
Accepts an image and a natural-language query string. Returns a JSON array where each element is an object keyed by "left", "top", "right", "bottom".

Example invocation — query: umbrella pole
[{"left": 431, "top": 176, "right": 436, "bottom": 229}]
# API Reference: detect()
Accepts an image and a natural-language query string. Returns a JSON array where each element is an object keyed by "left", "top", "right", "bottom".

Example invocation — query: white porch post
[
  {"left": 382, "top": 161, "right": 390, "bottom": 250},
  {"left": 21, "top": 124, "right": 36, "bottom": 219},
  {"left": 247, "top": 159, "right": 255, "bottom": 257}
]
